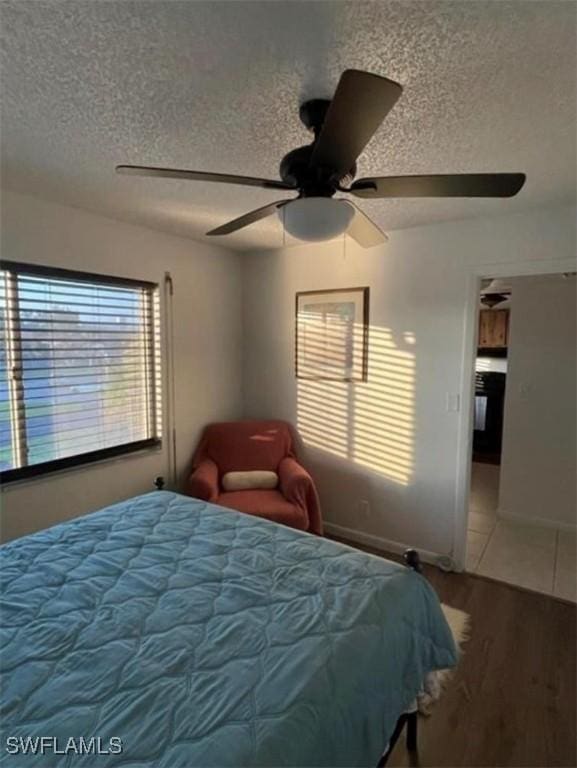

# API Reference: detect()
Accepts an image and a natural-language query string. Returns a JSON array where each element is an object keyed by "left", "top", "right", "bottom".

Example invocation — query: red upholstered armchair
[{"left": 187, "top": 420, "right": 322, "bottom": 534}]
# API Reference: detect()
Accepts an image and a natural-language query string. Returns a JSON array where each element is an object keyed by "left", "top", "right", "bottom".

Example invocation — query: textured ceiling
[{"left": 1, "top": 1, "right": 575, "bottom": 251}]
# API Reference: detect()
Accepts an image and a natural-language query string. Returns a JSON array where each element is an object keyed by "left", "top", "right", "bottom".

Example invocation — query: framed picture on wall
[{"left": 295, "top": 287, "right": 369, "bottom": 381}]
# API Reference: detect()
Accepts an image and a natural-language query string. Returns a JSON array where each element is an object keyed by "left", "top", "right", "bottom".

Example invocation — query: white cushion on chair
[{"left": 222, "top": 470, "right": 278, "bottom": 492}]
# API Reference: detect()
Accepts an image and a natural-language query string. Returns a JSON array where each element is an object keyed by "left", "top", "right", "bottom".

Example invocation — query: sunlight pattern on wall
[{"left": 297, "top": 325, "right": 415, "bottom": 485}]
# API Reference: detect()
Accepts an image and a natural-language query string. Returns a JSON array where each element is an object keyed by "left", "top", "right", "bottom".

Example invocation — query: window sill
[{"left": 0, "top": 439, "right": 162, "bottom": 488}]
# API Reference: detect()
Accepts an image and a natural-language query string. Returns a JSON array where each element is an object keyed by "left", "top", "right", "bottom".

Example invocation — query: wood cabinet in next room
[{"left": 478, "top": 309, "right": 509, "bottom": 348}]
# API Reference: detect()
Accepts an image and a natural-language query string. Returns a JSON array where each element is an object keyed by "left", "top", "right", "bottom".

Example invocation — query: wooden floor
[{"left": 331, "top": 537, "right": 577, "bottom": 768}]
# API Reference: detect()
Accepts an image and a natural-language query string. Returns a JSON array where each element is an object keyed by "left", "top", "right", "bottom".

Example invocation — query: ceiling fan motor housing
[
  {"left": 279, "top": 144, "right": 355, "bottom": 196},
  {"left": 279, "top": 99, "right": 356, "bottom": 196}
]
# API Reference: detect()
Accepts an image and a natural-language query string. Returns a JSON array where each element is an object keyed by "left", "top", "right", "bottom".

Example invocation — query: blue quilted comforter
[{"left": 0, "top": 492, "right": 456, "bottom": 767}]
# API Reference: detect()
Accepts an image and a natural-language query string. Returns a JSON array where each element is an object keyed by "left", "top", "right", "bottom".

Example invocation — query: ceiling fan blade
[
  {"left": 206, "top": 200, "right": 292, "bottom": 236},
  {"left": 346, "top": 203, "right": 388, "bottom": 248},
  {"left": 116, "top": 165, "right": 295, "bottom": 191},
  {"left": 310, "top": 70, "right": 403, "bottom": 179},
  {"left": 348, "top": 173, "right": 526, "bottom": 198}
]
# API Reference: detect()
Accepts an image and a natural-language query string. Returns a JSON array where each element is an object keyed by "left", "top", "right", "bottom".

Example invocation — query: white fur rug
[
  {"left": 441, "top": 603, "right": 470, "bottom": 647},
  {"left": 417, "top": 603, "right": 470, "bottom": 715}
]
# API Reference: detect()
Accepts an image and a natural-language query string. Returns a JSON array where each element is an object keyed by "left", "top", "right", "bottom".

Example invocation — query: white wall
[
  {"left": 499, "top": 274, "right": 576, "bottom": 529},
  {"left": 0, "top": 190, "right": 243, "bottom": 541},
  {"left": 242, "top": 205, "right": 576, "bottom": 563},
  {"left": 2, "top": 194, "right": 575, "bottom": 557}
]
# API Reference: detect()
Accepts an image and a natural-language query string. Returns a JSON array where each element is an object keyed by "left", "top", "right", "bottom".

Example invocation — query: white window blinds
[{"left": 0, "top": 262, "right": 162, "bottom": 481}]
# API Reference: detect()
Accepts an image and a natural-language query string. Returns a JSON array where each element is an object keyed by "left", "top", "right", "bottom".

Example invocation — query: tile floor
[{"left": 466, "top": 462, "right": 576, "bottom": 602}]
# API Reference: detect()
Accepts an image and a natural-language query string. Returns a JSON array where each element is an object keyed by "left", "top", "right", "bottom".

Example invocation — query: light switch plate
[{"left": 446, "top": 393, "right": 460, "bottom": 412}]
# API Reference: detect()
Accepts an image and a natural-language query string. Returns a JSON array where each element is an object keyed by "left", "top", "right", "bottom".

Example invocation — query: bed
[{"left": 0, "top": 491, "right": 456, "bottom": 767}]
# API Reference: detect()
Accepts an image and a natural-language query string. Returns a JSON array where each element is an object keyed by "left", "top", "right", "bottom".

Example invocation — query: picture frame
[{"left": 295, "top": 287, "right": 369, "bottom": 382}]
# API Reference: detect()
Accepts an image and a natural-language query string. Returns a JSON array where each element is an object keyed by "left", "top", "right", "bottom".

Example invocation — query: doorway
[{"left": 464, "top": 273, "right": 576, "bottom": 602}]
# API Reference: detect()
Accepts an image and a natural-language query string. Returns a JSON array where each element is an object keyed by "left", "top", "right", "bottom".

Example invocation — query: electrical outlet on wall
[{"left": 358, "top": 500, "right": 370, "bottom": 518}]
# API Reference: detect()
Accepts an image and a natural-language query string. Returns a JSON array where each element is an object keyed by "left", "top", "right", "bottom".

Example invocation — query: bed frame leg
[
  {"left": 406, "top": 710, "right": 418, "bottom": 752},
  {"left": 376, "top": 711, "right": 419, "bottom": 767},
  {"left": 377, "top": 550, "right": 422, "bottom": 767},
  {"left": 404, "top": 551, "right": 420, "bottom": 754},
  {"left": 404, "top": 548, "right": 422, "bottom": 573}
]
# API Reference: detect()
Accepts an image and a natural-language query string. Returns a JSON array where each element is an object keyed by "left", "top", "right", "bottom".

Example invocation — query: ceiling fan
[
  {"left": 480, "top": 293, "right": 510, "bottom": 308},
  {"left": 480, "top": 278, "right": 511, "bottom": 307},
  {"left": 116, "top": 69, "right": 526, "bottom": 248}
]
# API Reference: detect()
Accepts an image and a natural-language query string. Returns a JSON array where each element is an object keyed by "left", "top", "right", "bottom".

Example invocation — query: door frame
[{"left": 451, "top": 256, "right": 577, "bottom": 571}]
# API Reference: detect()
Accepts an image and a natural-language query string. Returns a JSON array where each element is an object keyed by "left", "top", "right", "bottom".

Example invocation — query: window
[{"left": 0, "top": 261, "right": 162, "bottom": 482}]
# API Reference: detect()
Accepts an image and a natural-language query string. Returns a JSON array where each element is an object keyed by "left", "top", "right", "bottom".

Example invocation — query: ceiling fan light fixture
[
  {"left": 480, "top": 293, "right": 508, "bottom": 308},
  {"left": 280, "top": 197, "right": 355, "bottom": 242}
]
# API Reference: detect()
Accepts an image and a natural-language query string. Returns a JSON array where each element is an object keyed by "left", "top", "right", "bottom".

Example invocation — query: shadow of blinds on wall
[{"left": 0, "top": 261, "right": 162, "bottom": 483}]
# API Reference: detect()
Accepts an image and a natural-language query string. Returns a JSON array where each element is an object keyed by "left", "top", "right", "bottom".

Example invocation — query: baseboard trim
[
  {"left": 323, "top": 522, "right": 446, "bottom": 568},
  {"left": 497, "top": 509, "right": 577, "bottom": 534}
]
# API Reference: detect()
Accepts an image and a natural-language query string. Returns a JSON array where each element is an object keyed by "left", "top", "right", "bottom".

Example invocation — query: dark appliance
[{"left": 473, "top": 371, "right": 506, "bottom": 463}]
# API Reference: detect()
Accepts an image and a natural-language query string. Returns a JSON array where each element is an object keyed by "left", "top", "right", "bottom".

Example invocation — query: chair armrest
[
  {"left": 278, "top": 457, "right": 323, "bottom": 535},
  {"left": 279, "top": 456, "right": 311, "bottom": 497},
  {"left": 188, "top": 458, "right": 219, "bottom": 502}
]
